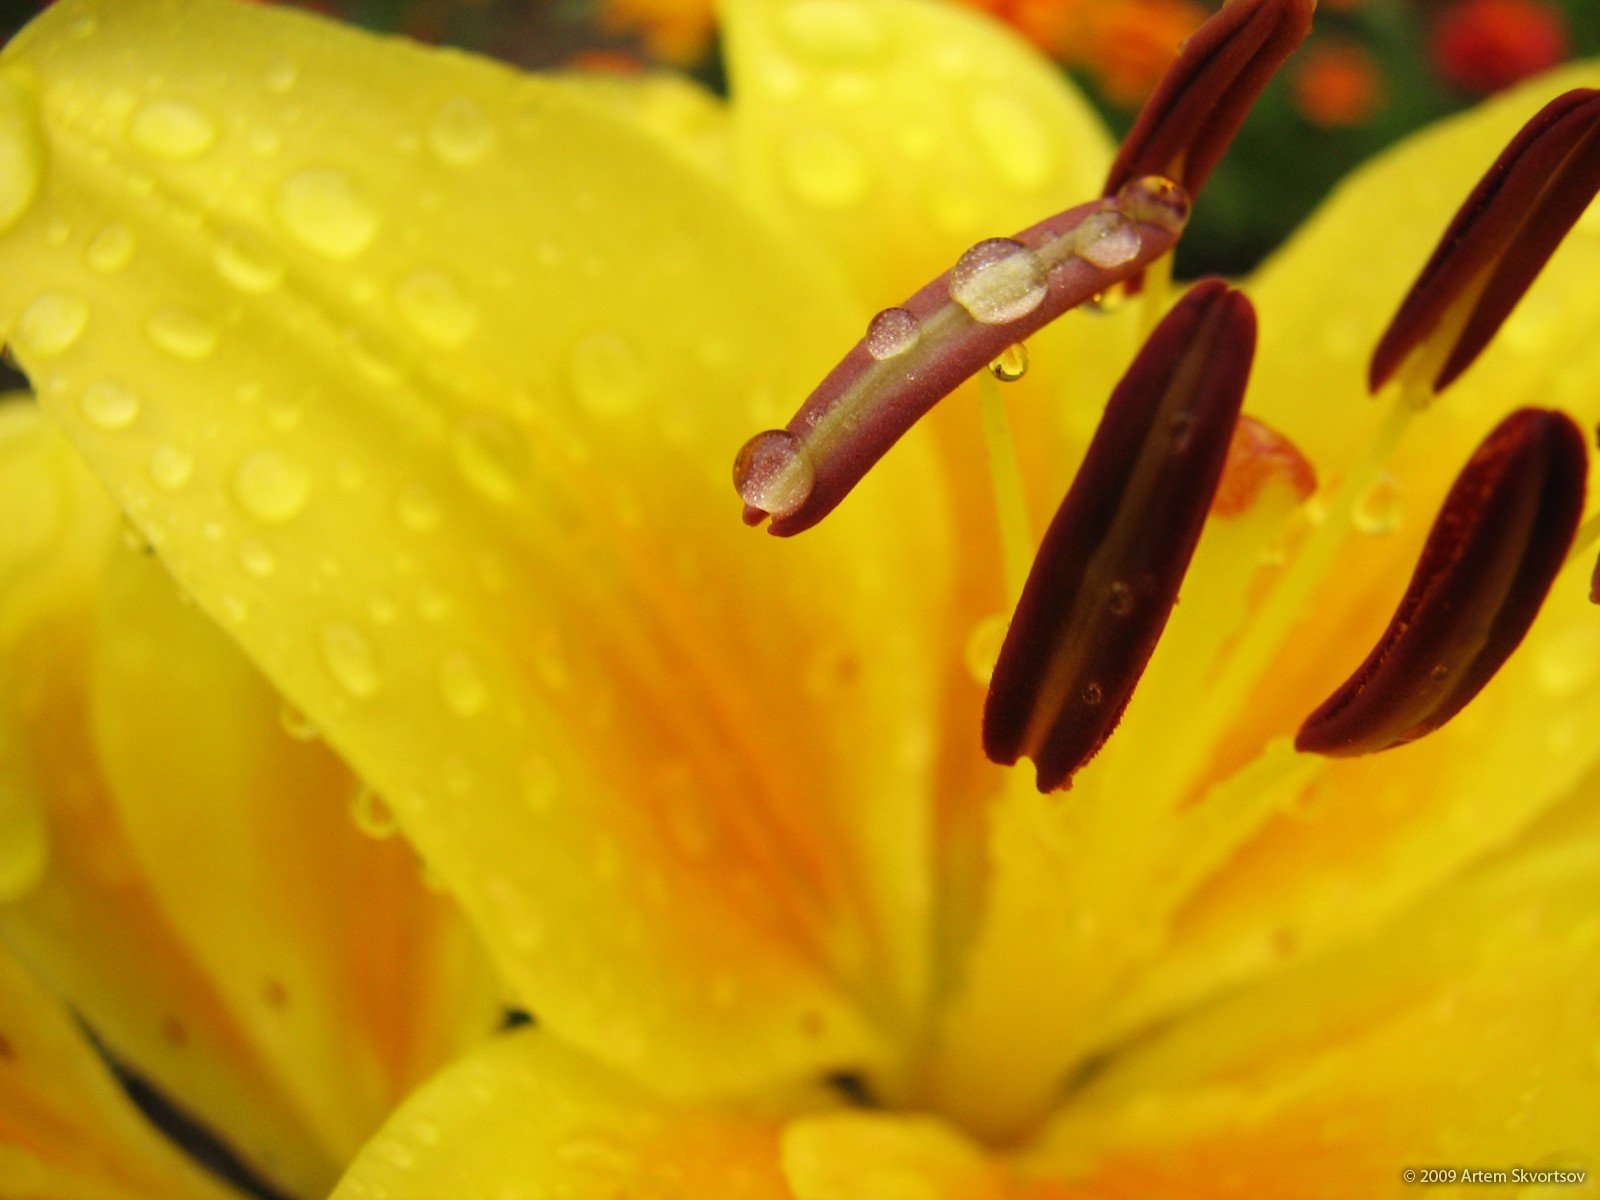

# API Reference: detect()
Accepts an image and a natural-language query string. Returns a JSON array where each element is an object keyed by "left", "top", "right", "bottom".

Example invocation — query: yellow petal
[
  {"left": 0, "top": 942, "right": 238, "bottom": 1200},
  {"left": 0, "top": 0, "right": 952, "bottom": 1096},
  {"left": 330, "top": 1030, "right": 790, "bottom": 1200},
  {"left": 783, "top": 1111, "right": 1007, "bottom": 1200},
  {"left": 90, "top": 542, "right": 504, "bottom": 1165},
  {"left": 553, "top": 71, "right": 732, "bottom": 179},
  {"left": 0, "top": 401, "right": 497, "bottom": 1196},
  {"left": 1033, "top": 796, "right": 1600, "bottom": 1193}
]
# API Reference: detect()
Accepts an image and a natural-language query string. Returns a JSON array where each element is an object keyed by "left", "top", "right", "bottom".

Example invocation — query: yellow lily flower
[{"left": 0, "top": 0, "right": 1597, "bottom": 1195}]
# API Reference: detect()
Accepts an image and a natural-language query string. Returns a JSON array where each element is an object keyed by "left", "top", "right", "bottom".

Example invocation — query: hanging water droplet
[
  {"left": 1086, "top": 282, "right": 1127, "bottom": 314},
  {"left": 439, "top": 652, "right": 489, "bottom": 717},
  {"left": 130, "top": 98, "right": 217, "bottom": 160},
  {"left": 214, "top": 225, "right": 286, "bottom": 292},
  {"left": 964, "top": 612, "right": 1008, "bottom": 684},
  {"left": 148, "top": 444, "right": 193, "bottom": 490},
  {"left": 79, "top": 380, "right": 140, "bottom": 430},
  {"left": 351, "top": 788, "right": 398, "bottom": 838},
  {"left": 988, "top": 343, "right": 1029, "bottom": 382},
  {"left": 733, "top": 429, "right": 815, "bottom": 518},
  {"left": 232, "top": 449, "right": 312, "bottom": 523},
  {"left": 395, "top": 269, "right": 477, "bottom": 347},
  {"left": 780, "top": 130, "right": 869, "bottom": 208},
  {"left": 16, "top": 291, "right": 89, "bottom": 357},
  {"left": 237, "top": 538, "right": 276, "bottom": 578},
  {"left": 949, "top": 238, "right": 1047, "bottom": 324},
  {"left": 1351, "top": 474, "right": 1402, "bottom": 536},
  {"left": 429, "top": 96, "right": 497, "bottom": 164},
  {"left": 865, "top": 307, "right": 920, "bottom": 360},
  {"left": 146, "top": 307, "right": 218, "bottom": 360},
  {"left": 276, "top": 168, "right": 379, "bottom": 259},
  {"left": 567, "top": 331, "right": 644, "bottom": 416},
  {"left": 453, "top": 412, "right": 529, "bottom": 503},
  {"left": 321, "top": 622, "right": 381, "bottom": 698},
  {"left": 278, "top": 703, "right": 318, "bottom": 741},
  {"left": 85, "top": 223, "right": 135, "bottom": 273},
  {"left": 1073, "top": 211, "right": 1142, "bottom": 270}
]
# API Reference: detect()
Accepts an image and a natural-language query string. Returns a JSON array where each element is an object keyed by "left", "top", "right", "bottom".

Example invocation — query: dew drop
[
  {"left": 148, "top": 444, "right": 193, "bottom": 490},
  {"left": 1086, "top": 282, "right": 1128, "bottom": 314},
  {"left": 1351, "top": 474, "right": 1402, "bottom": 536},
  {"left": 85, "top": 223, "right": 135, "bottom": 273},
  {"left": 237, "top": 538, "right": 276, "bottom": 578},
  {"left": 440, "top": 652, "right": 489, "bottom": 717},
  {"left": 321, "top": 622, "right": 381, "bottom": 698},
  {"left": 963, "top": 612, "right": 1008, "bottom": 684},
  {"left": 949, "top": 238, "right": 1047, "bottom": 324},
  {"left": 968, "top": 92, "right": 1052, "bottom": 191},
  {"left": 278, "top": 703, "right": 318, "bottom": 741},
  {"left": 780, "top": 130, "right": 868, "bottom": 208},
  {"left": 265, "top": 58, "right": 298, "bottom": 94},
  {"left": 146, "top": 307, "right": 218, "bottom": 360},
  {"left": 567, "top": 331, "right": 643, "bottom": 416},
  {"left": 865, "top": 307, "right": 920, "bottom": 360},
  {"left": 397, "top": 483, "right": 442, "bottom": 532},
  {"left": 734, "top": 429, "right": 814, "bottom": 518},
  {"left": 214, "top": 225, "right": 286, "bottom": 292},
  {"left": 988, "top": 343, "right": 1028, "bottom": 382},
  {"left": 1073, "top": 211, "right": 1142, "bottom": 270},
  {"left": 130, "top": 98, "right": 217, "bottom": 159},
  {"left": 0, "top": 74, "right": 42, "bottom": 236},
  {"left": 351, "top": 788, "right": 398, "bottom": 838},
  {"left": 276, "top": 168, "right": 379, "bottom": 259},
  {"left": 79, "top": 380, "right": 140, "bottom": 430},
  {"left": 1115, "top": 175, "right": 1191, "bottom": 233},
  {"left": 233, "top": 449, "right": 312, "bottom": 523},
  {"left": 395, "top": 269, "right": 477, "bottom": 347},
  {"left": 429, "top": 96, "right": 497, "bottom": 164},
  {"left": 1081, "top": 681, "right": 1104, "bottom": 706},
  {"left": 778, "top": 0, "right": 887, "bottom": 64},
  {"left": 1106, "top": 580, "right": 1134, "bottom": 616},
  {"left": 453, "top": 412, "right": 529, "bottom": 503},
  {"left": 16, "top": 291, "right": 89, "bottom": 357}
]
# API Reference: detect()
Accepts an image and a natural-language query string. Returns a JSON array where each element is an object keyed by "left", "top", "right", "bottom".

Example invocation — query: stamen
[
  {"left": 982, "top": 280, "right": 1257, "bottom": 792},
  {"left": 1370, "top": 89, "right": 1600, "bottom": 396},
  {"left": 733, "top": 177, "right": 1191, "bottom": 536},
  {"left": 1104, "top": 0, "right": 1315, "bottom": 201},
  {"left": 1297, "top": 408, "right": 1587, "bottom": 757}
]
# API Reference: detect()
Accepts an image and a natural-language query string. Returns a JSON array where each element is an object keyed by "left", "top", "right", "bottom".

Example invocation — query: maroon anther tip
[
  {"left": 1297, "top": 409, "right": 1587, "bottom": 758},
  {"left": 1370, "top": 89, "right": 1600, "bottom": 396},
  {"left": 734, "top": 180, "right": 1190, "bottom": 535},
  {"left": 982, "top": 279, "right": 1257, "bottom": 792},
  {"left": 1104, "top": 0, "right": 1315, "bottom": 202}
]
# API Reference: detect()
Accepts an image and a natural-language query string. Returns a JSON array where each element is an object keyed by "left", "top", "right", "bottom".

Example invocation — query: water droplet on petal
[
  {"left": 85, "top": 223, "right": 135, "bottom": 272},
  {"left": 779, "top": 0, "right": 887, "bottom": 64},
  {"left": 567, "top": 331, "right": 643, "bottom": 416},
  {"left": 865, "top": 307, "right": 920, "bottom": 360},
  {"left": 781, "top": 130, "right": 868, "bottom": 208},
  {"left": 1352, "top": 473, "right": 1402, "bottom": 536},
  {"left": 988, "top": 342, "right": 1028, "bottom": 381},
  {"left": 214, "top": 225, "right": 286, "bottom": 292},
  {"left": 278, "top": 703, "right": 318, "bottom": 741},
  {"left": 949, "top": 238, "right": 1047, "bottom": 324},
  {"left": 130, "top": 98, "right": 216, "bottom": 159},
  {"left": 321, "top": 622, "right": 381, "bottom": 698},
  {"left": 16, "top": 291, "right": 89, "bottom": 357},
  {"left": 146, "top": 307, "right": 218, "bottom": 360},
  {"left": 0, "top": 77, "right": 45, "bottom": 234},
  {"left": 453, "top": 412, "right": 528, "bottom": 503},
  {"left": 276, "top": 168, "right": 378, "bottom": 259},
  {"left": 148, "top": 444, "right": 193, "bottom": 490},
  {"left": 734, "top": 429, "right": 814, "bottom": 518},
  {"left": 1073, "top": 211, "right": 1141, "bottom": 270},
  {"left": 75, "top": 378, "right": 140, "bottom": 432},
  {"left": 440, "top": 652, "right": 489, "bottom": 716},
  {"left": 964, "top": 612, "right": 1008, "bottom": 684},
  {"left": 233, "top": 449, "right": 312, "bottom": 523},
  {"left": 429, "top": 96, "right": 497, "bottom": 164},
  {"left": 351, "top": 788, "right": 398, "bottom": 838},
  {"left": 265, "top": 58, "right": 298, "bottom": 93},
  {"left": 395, "top": 269, "right": 477, "bottom": 347}
]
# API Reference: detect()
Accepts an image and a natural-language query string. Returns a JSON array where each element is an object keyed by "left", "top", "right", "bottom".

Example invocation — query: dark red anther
[
  {"left": 982, "top": 280, "right": 1257, "bottom": 792},
  {"left": 1297, "top": 409, "right": 1586, "bottom": 757},
  {"left": 734, "top": 178, "right": 1191, "bottom": 536},
  {"left": 1104, "top": 0, "right": 1315, "bottom": 201},
  {"left": 1369, "top": 89, "right": 1600, "bottom": 396}
]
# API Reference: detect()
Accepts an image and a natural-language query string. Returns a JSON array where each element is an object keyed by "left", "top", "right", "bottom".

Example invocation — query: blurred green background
[{"left": 0, "top": 0, "right": 1596, "bottom": 277}]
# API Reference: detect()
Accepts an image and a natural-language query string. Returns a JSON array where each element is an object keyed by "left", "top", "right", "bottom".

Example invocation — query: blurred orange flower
[{"left": 1293, "top": 40, "right": 1384, "bottom": 128}]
